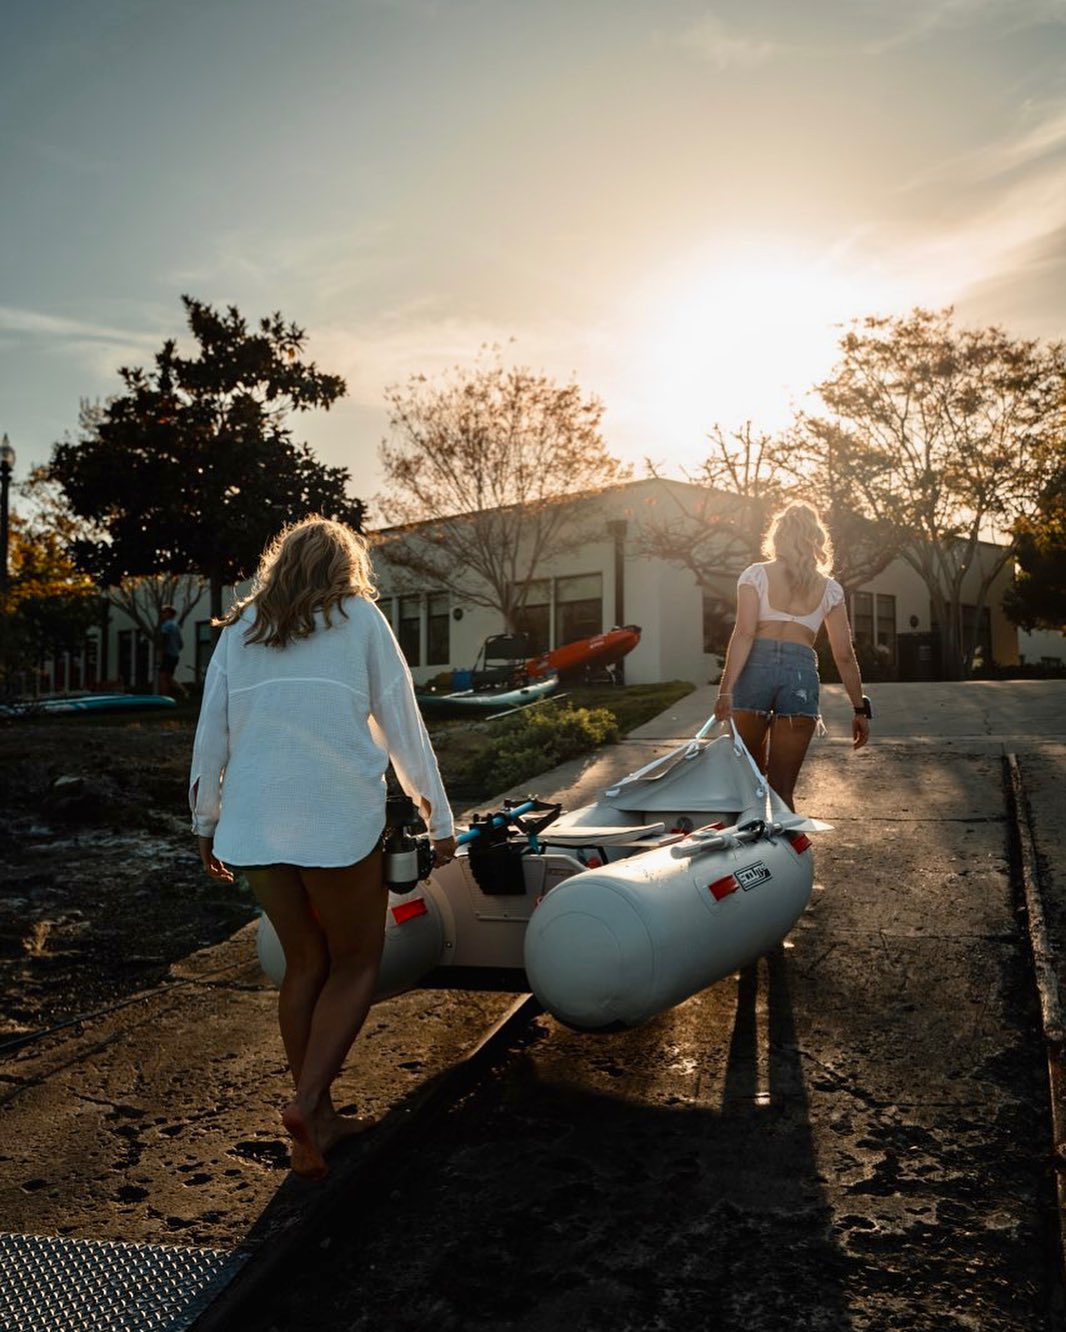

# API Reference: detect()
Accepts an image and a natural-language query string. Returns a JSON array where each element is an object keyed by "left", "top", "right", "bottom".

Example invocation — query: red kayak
[{"left": 525, "top": 625, "right": 641, "bottom": 681}]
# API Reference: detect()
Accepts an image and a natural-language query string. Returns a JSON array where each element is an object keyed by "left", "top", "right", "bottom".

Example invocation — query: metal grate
[{"left": 0, "top": 1232, "right": 245, "bottom": 1332}]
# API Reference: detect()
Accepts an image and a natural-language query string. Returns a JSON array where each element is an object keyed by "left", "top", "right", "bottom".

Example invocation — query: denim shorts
[{"left": 732, "top": 639, "right": 820, "bottom": 718}]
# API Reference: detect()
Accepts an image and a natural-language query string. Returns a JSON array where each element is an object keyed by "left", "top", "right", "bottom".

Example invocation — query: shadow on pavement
[{"left": 236, "top": 948, "right": 855, "bottom": 1332}]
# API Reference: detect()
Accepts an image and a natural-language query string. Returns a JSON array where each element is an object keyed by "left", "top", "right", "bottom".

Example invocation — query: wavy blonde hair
[
  {"left": 217, "top": 516, "right": 377, "bottom": 648},
  {"left": 762, "top": 502, "right": 834, "bottom": 600}
]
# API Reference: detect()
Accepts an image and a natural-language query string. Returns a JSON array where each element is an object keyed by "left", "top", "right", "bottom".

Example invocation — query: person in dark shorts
[
  {"left": 714, "top": 502, "right": 870, "bottom": 809},
  {"left": 158, "top": 606, "right": 186, "bottom": 698},
  {"left": 189, "top": 516, "right": 455, "bottom": 1179}
]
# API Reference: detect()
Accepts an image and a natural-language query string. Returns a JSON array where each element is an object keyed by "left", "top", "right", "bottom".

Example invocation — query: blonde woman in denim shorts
[{"left": 713, "top": 502, "right": 869, "bottom": 809}]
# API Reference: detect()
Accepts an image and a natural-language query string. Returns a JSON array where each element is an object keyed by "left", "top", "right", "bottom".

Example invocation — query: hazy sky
[{"left": 3, "top": 0, "right": 1066, "bottom": 520}]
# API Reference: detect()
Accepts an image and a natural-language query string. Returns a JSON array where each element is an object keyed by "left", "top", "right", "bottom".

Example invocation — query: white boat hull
[{"left": 256, "top": 722, "right": 828, "bottom": 1028}]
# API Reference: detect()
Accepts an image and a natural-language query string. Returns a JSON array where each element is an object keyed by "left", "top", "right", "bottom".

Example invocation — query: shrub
[{"left": 460, "top": 704, "right": 620, "bottom": 795}]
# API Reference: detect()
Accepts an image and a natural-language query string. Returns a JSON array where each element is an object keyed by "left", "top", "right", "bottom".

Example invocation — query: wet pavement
[
  {"left": 4, "top": 682, "right": 1066, "bottom": 1329},
  {"left": 243, "top": 703, "right": 1066, "bottom": 1332}
]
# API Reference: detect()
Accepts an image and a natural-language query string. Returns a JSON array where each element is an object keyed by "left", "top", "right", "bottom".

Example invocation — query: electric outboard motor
[{"left": 383, "top": 794, "right": 434, "bottom": 892}]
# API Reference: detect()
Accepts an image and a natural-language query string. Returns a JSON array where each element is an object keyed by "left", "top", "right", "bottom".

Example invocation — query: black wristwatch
[{"left": 854, "top": 695, "right": 873, "bottom": 719}]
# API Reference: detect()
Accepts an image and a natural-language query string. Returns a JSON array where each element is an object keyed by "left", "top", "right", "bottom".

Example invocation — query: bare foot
[
  {"left": 281, "top": 1101, "right": 328, "bottom": 1180},
  {"left": 318, "top": 1111, "right": 377, "bottom": 1153}
]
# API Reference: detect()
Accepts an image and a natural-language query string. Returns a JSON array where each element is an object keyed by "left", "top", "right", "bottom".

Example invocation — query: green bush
[{"left": 460, "top": 704, "right": 620, "bottom": 795}]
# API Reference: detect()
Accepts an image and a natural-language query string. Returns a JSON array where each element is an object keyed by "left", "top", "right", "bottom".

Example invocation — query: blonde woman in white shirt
[
  {"left": 714, "top": 502, "right": 869, "bottom": 809},
  {"left": 190, "top": 516, "right": 456, "bottom": 1179}
]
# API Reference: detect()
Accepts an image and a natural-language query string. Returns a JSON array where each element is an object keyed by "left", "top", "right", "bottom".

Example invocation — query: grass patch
[
  {"left": 427, "top": 680, "right": 696, "bottom": 800},
  {"left": 559, "top": 679, "right": 696, "bottom": 734}
]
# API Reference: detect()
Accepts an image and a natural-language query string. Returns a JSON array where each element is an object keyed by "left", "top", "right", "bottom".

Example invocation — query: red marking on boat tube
[
  {"left": 786, "top": 831, "right": 812, "bottom": 854},
  {"left": 391, "top": 898, "right": 429, "bottom": 924},
  {"left": 709, "top": 874, "right": 739, "bottom": 901}
]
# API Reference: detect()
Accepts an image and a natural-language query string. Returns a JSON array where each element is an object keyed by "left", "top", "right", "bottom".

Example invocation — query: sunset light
[
  {"left": 624, "top": 239, "right": 902, "bottom": 459},
  {"left": 3, "top": 2, "right": 1065, "bottom": 486},
  {"left": 4, "top": 7, "right": 1066, "bottom": 1328}
]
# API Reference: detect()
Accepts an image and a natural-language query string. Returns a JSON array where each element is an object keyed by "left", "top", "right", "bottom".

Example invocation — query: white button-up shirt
[{"left": 189, "top": 596, "right": 453, "bottom": 867}]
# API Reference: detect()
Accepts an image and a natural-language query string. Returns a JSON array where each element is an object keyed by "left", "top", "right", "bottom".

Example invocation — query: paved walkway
[
  {"left": 628, "top": 679, "right": 1066, "bottom": 746},
  {"left": 4, "top": 680, "right": 1066, "bottom": 1330}
]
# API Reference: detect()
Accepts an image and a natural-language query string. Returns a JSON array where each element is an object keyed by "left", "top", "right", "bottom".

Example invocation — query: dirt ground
[
  {"left": 0, "top": 711, "right": 256, "bottom": 1039},
  {"left": 0, "top": 685, "right": 690, "bottom": 1040}
]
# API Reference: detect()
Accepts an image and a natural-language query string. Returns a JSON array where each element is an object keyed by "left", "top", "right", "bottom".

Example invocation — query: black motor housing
[{"left": 383, "top": 794, "right": 434, "bottom": 892}]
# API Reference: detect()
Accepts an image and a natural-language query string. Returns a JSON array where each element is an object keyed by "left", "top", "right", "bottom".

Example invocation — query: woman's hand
[
  {"left": 852, "top": 715, "right": 870, "bottom": 751},
  {"left": 432, "top": 836, "right": 457, "bottom": 868},
  {"left": 198, "top": 835, "right": 235, "bottom": 883},
  {"left": 713, "top": 692, "right": 733, "bottom": 722}
]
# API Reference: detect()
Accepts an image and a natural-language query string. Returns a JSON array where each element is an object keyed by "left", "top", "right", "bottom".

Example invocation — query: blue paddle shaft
[{"left": 456, "top": 800, "right": 537, "bottom": 846}]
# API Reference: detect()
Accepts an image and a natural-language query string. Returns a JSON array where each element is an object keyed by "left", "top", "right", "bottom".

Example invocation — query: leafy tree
[
  {"left": 22, "top": 462, "right": 200, "bottom": 681},
  {"left": 0, "top": 510, "right": 101, "bottom": 691},
  {"left": 775, "top": 425, "right": 900, "bottom": 595},
  {"left": 44, "top": 297, "right": 361, "bottom": 619},
  {"left": 377, "top": 347, "right": 630, "bottom": 630},
  {"left": 1005, "top": 469, "right": 1066, "bottom": 631},
  {"left": 805, "top": 308, "right": 1066, "bottom": 677},
  {"left": 25, "top": 462, "right": 205, "bottom": 652}
]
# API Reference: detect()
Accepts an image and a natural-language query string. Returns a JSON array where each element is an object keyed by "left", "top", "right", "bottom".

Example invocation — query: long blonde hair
[
  {"left": 217, "top": 516, "right": 377, "bottom": 648},
  {"left": 763, "top": 502, "right": 833, "bottom": 600}
]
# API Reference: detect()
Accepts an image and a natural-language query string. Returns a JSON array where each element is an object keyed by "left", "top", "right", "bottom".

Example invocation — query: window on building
[
  {"left": 69, "top": 649, "right": 83, "bottom": 691},
  {"left": 555, "top": 573, "right": 603, "bottom": 646},
  {"left": 85, "top": 637, "right": 98, "bottom": 687},
  {"left": 962, "top": 604, "right": 993, "bottom": 664},
  {"left": 427, "top": 593, "right": 450, "bottom": 665},
  {"left": 195, "top": 621, "right": 215, "bottom": 683},
  {"left": 513, "top": 579, "right": 551, "bottom": 654},
  {"left": 399, "top": 595, "right": 421, "bottom": 666},
  {"left": 931, "top": 603, "right": 993, "bottom": 665},
  {"left": 875, "top": 593, "right": 897, "bottom": 663},
  {"left": 378, "top": 597, "right": 394, "bottom": 628},
  {"left": 851, "top": 591, "right": 874, "bottom": 647},
  {"left": 702, "top": 592, "right": 733, "bottom": 655},
  {"left": 117, "top": 630, "right": 134, "bottom": 688},
  {"left": 134, "top": 633, "right": 151, "bottom": 688}
]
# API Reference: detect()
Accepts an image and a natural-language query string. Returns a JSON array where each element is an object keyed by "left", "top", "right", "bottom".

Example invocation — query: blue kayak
[
  {"left": 0, "top": 693, "right": 178, "bottom": 718},
  {"left": 415, "top": 674, "right": 559, "bottom": 717}
]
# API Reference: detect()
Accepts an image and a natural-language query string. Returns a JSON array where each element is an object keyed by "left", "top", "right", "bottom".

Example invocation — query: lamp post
[{"left": 0, "top": 433, "right": 14, "bottom": 592}]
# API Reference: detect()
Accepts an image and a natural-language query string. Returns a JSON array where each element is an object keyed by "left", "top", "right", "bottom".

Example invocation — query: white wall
[
  {"left": 37, "top": 478, "right": 1032, "bottom": 694},
  {"left": 1019, "top": 628, "right": 1066, "bottom": 666}
]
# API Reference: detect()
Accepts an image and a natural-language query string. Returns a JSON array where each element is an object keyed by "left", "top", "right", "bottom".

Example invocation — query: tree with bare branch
[
  {"left": 807, "top": 307, "right": 1066, "bottom": 677},
  {"left": 376, "top": 349, "right": 630, "bottom": 629},
  {"left": 634, "top": 425, "right": 784, "bottom": 651}
]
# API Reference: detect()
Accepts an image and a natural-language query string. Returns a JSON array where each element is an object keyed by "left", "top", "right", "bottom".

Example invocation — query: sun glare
[{"left": 619, "top": 243, "right": 900, "bottom": 467}]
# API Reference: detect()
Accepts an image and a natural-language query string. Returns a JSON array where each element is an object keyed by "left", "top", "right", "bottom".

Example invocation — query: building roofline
[{"left": 369, "top": 474, "right": 710, "bottom": 539}]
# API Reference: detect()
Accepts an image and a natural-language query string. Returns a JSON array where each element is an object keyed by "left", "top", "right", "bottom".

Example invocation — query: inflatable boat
[{"left": 257, "top": 719, "right": 828, "bottom": 1030}]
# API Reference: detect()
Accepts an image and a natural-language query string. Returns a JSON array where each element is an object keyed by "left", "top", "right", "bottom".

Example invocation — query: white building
[{"left": 32, "top": 477, "right": 1064, "bottom": 695}]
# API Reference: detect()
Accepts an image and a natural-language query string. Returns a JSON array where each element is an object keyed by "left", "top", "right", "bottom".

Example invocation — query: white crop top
[{"left": 737, "top": 563, "right": 845, "bottom": 633}]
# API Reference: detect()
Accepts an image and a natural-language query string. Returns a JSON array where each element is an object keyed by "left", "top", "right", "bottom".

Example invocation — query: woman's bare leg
[
  {"left": 766, "top": 715, "right": 818, "bottom": 811},
  {"left": 280, "top": 851, "right": 387, "bottom": 1178},
  {"left": 244, "top": 866, "right": 329, "bottom": 1090},
  {"left": 732, "top": 709, "right": 772, "bottom": 773}
]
